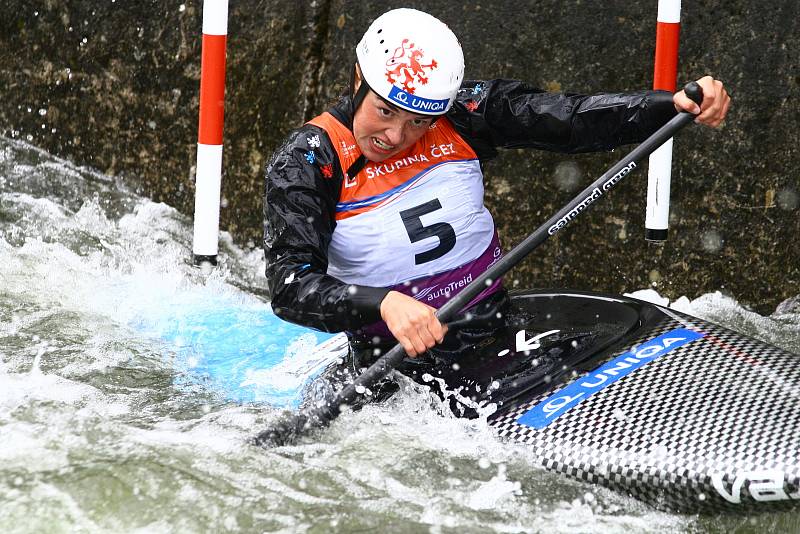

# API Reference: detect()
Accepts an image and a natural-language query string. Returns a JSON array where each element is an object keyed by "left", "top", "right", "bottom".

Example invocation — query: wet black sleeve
[
  {"left": 449, "top": 79, "right": 678, "bottom": 160},
  {"left": 263, "top": 125, "right": 390, "bottom": 332}
]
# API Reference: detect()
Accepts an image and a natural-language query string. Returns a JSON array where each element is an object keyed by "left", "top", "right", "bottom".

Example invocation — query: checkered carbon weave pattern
[{"left": 488, "top": 308, "right": 800, "bottom": 512}]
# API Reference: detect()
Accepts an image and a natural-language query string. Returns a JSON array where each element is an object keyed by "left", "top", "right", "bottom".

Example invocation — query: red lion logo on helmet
[{"left": 385, "top": 39, "right": 438, "bottom": 94}]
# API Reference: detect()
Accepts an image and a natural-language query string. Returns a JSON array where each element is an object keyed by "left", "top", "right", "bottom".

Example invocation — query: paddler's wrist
[
  {"left": 347, "top": 284, "right": 392, "bottom": 323},
  {"left": 648, "top": 89, "right": 680, "bottom": 123}
]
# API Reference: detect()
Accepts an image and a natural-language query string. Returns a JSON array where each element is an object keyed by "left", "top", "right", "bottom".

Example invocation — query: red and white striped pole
[
  {"left": 192, "top": 0, "right": 229, "bottom": 265},
  {"left": 645, "top": 0, "right": 681, "bottom": 242}
]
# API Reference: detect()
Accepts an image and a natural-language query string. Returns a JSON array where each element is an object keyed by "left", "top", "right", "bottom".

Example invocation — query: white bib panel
[{"left": 328, "top": 159, "right": 495, "bottom": 287}]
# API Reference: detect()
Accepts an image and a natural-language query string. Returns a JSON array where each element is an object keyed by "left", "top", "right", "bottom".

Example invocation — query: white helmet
[{"left": 356, "top": 9, "right": 464, "bottom": 116}]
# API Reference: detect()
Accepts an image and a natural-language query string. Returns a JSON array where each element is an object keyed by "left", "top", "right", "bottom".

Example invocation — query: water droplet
[
  {"left": 776, "top": 187, "right": 799, "bottom": 211},
  {"left": 700, "top": 230, "right": 723, "bottom": 253},
  {"left": 648, "top": 269, "right": 662, "bottom": 285},
  {"left": 553, "top": 160, "right": 583, "bottom": 192}
]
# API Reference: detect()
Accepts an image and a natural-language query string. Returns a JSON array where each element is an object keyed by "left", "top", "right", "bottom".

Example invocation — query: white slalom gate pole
[
  {"left": 645, "top": 0, "right": 681, "bottom": 242},
  {"left": 192, "top": 0, "right": 229, "bottom": 265}
]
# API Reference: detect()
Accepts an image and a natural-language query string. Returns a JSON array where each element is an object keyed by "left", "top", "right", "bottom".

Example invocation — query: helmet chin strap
[
  {"left": 348, "top": 61, "right": 371, "bottom": 128},
  {"left": 344, "top": 61, "right": 370, "bottom": 180}
]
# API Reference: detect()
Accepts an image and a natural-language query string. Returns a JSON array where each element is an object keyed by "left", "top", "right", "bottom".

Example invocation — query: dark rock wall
[{"left": 1, "top": 0, "right": 798, "bottom": 313}]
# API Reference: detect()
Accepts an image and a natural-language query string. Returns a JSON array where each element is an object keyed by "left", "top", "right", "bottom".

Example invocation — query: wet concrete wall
[{"left": 1, "top": 0, "right": 798, "bottom": 313}]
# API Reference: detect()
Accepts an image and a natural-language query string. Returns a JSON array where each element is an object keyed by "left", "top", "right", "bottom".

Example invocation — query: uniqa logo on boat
[{"left": 516, "top": 328, "right": 706, "bottom": 429}]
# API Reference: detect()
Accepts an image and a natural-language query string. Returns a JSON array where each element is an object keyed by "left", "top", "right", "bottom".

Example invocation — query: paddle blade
[
  {"left": 251, "top": 411, "right": 311, "bottom": 447},
  {"left": 252, "top": 401, "right": 342, "bottom": 447}
]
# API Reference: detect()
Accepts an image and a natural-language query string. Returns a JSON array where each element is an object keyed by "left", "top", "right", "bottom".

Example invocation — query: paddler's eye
[
  {"left": 410, "top": 118, "right": 429, "bottom": 128},
  {"left": 378, "top": 107, "right": 393, "bottom": 118}
]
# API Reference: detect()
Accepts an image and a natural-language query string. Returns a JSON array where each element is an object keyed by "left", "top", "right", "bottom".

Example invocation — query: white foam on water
[
  {"left": 240, "top": 333, "right": 348, "bottom": 393},
  {"left": 0, "top": 369, "right": 99, "bottom": 410},
  {"left": 0, "top": 483, "right": 103, "bottom": 533},
  {"left": 123, "top": 409, "right": 257, "bottom": 457},
  {"left": 0, "top": 421, "right": 71, "bottom": 471},
  {"left": 465, "top": 464, "right": 523, "bottom": 510}
]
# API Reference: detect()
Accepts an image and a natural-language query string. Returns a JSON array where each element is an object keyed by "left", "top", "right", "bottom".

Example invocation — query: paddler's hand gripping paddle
[{"left": 253, "top": 82, "right": 705, "bottom": 447}]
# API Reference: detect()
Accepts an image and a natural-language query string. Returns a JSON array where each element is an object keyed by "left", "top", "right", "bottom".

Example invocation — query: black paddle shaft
[{"left": 253, "top": 82, "right": 704, "bottom": 447}]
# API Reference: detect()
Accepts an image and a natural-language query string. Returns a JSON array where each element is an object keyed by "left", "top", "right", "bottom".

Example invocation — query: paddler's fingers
[
  {"left": 396, "top": 334, "right": 423, "bottom": 358},
  {"left": 427, "top": 314, "right": 447, "bottom": 344},
  {"left": 694, "top": 76, "right": 729, "bottom": 126},
  {"left": 399, "top": 319, "right": 447, "bottom": 358},
  {"left": 403, "top": 314, "right": 442, "bottom": 357},
  {"left": 673, "top": 89, "right": 701, "bottom": 115},
  {"left": 418, "top": 320, "right": 443, "bottom": 348},
  {"left": 673, "top": 75, "right": 730, "bottom": 127},
  {"left": 413, "top": 329, "right": 434, "bottom": 356},
  {"left": 711, "top": 94, "right": 731, "bottom": 128},
  {"left": 380, "top": 291, "right": 444, "bottom": 357}
]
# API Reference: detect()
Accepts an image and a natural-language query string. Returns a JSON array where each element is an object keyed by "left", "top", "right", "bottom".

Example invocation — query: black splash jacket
[{"left": 263, "top": 79, "right": 676, "bottom": 333}]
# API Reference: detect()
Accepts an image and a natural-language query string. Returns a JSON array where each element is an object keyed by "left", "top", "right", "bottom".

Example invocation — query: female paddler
[{"left": 263, "top": 9, "right": 730, "bottom": 373}]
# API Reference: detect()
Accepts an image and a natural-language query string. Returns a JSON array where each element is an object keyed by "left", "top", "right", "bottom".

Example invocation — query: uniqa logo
[
  {"left": 516, "top": 328, "right": 705, "bottom": 429},
  {"left": 578, "top": 334, "right": 686, "bottom": 388},
  {"left": 388, "top": 86, "right": 448, "bottom": 113}
]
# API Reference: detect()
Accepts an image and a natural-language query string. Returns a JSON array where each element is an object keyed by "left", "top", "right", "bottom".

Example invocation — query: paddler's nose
[{"left": 384, "top": 121, "right": 404, "bottom": 147}]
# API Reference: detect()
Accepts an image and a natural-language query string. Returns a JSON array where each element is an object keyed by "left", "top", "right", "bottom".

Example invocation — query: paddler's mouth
[{"left": 371, "top": 137, "right": 396, "bottom": 153}]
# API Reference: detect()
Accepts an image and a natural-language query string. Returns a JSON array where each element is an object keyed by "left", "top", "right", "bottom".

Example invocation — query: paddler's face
[{"left": 352, "top": 75, "right": 434, "bottom": 162}]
